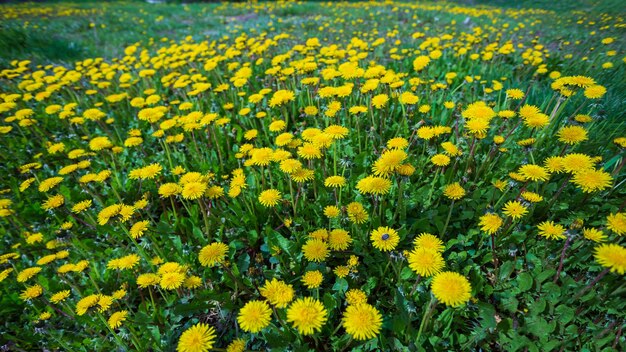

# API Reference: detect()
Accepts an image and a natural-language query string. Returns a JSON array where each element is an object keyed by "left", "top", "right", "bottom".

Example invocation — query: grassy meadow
[{"left": 0, "top": 0, "right": 625, "bottom": 351}]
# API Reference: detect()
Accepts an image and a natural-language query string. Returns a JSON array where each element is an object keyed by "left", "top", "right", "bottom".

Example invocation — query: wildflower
[
  {"left": 302, "top": 270, "right": 323, "bottom": 289},
  {"left": 160, "top": 272, "right": 185, "bottom": 290},
  {"left": 260, "top": 279, "right": 294, "bottom": 308},
  {"left": 38, "top": 177, "right": 64, "bottom": 192},
  {"left": 328, "top": 229, "right": 352, "bottom": 250},
  {"left": 584, "top": 85, "right": 606, "bottom": 99},
  {"left": 17, "top": 267, "right": 41, "bottom": 282},
  {"left": 20, "top": 284, "right": 43, "bottom": 301},
  {"left": 594, "top": 244, "right": 626, "bottom": 274},
  {"left": 286, "top": 297, "right": 328, "bottom": 335},
  {"left": 159, "top": 183, "right": 182, "bottom": 197},
  {"left": 371, "top": 94, "right": 389, "bottom": 109},
  {"left": 237, "top": 300, "right": 272, "bottom": 333},
  {"left": 537, "top": 221, "right": 566, "bottom": 240},
  {"left": 130, "top": 221, "right": 150, "bottom": 239},
  {"left": 75, "top": 295, "right": 99, "bottom": 315},
  {"left": 137, "top": 273, "right": 160, "bottom": 288},
  {"left": 571, "top": 168, "right": 613, "bottom": 193},
  {"left": 182, "top": 182, "right": 207, "bottom": 200},
  {"left": 413, "top": 233, "right": 444, "bottom": 252},
  {"left": 518, "top": 164, "right": 550, "bottom": 182},
  {"left": 50, "top": 290, "right": 71, "bottom": 304},
  {"left": 372, "top": 149, "right": 407, "bottom": 177},
  {"left": 42, "top": 194, "right": 64, "bottom": 210},
  {"left": 345, "top": 289, "right": 368, "bottom": 306},
  {"left": 521, "top": 191, "right": 543, "bottom": 203},
  {"left": 370, "top": 226, "right": 399, "bottom": 251},
  {"left": 72, "top": 200, "right": 92, "bottom": 213},
  {"left": 479, "top": 213, "right": 503, "bottom": 234},
  {"left": 356, "top": 176, "right": 391, "bottom": 195},
  {"left": 408, "top": 248, "right": 444, "bottom": 277},
  {"left": 324, "top": 176, "right": 346, "bottom": 188},
  {"left": 443, "top": 183, "right": 465, "bottom": 200},
  {"left": 502, "top": 201, "right": 528, "bottom": 220},
  {"left": 561, "top": 153, "right": 594, "bottom": 173},
  {"left": 177, "top": 323, "right": 217, "bottom": 352},
  {"left": 258, "top": 189, "right": 281, "bottom": 207},
  {"left": 583, "top": 228, "right": 606, "bottom": 243},
  {"left": 324, "top": 205, "right": 341, "bottom": 218},
  {"left": 342, "top": 303, "right": 383, "bottom": 340},
  {"left": 558, "top": 126, "right": 588, "bottom": 145},
  {"left": 199, "top": 242, "right": 229, "bottom": 267},
  {"left": 431, "top": 271, "right": 472, "bottom": 307},
  {"left": 226, "top": 339, "right": 246, "bottom": 352},
  {"left": 302, "top": 239, "right": 329, "bottom": 262},
  {"left": 606, "top": 212, "right": 626, "bottom": 235},
  {"left": 108, "top": 311, "right": 128, "bottom": 329},
  {"left": 506, "top": 89, "right": 524, "bottom": 99}
]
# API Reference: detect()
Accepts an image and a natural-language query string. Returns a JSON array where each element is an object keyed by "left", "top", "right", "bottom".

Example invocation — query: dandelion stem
[
  {"left": 409, "top": 275, "right": 422, "bottom": 297},
  {"left": 441, "top": 200, "right": 455, "bottom": 238},
  {"left": 416, "top": 295, "right": 437, "bottom": 343},
  {"left": 554, "top": 231, "right": 574, "bottom": 283},
  {"left": 574, "top": 268, "right": 610, "bottom": 299}
]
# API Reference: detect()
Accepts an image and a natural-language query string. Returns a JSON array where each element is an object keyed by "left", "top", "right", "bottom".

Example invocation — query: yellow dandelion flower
[
  {"left": 286, "top": 297, "right": 327, "bottom": 335},
  {"left": 237, "top": 300, "right": 272, "bottom": 333},
  {"left": 431, "top": 271, "right": 472, "bottom": 307},
  {"left": 342, "top": 303, "right": 383, "bottom": 340},
  {"left": 370, "top": 226, "right": 399, "bottom": 251}
]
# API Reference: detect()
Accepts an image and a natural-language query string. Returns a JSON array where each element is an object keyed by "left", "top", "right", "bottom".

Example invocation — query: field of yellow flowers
[{"left": 1, "top": 0, "right": 625, "bottom": 351}]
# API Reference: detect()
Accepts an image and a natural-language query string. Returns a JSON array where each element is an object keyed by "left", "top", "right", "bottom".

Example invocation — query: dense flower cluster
[{"left": 0, "top": 0, "right": 624, "bottom": 351}]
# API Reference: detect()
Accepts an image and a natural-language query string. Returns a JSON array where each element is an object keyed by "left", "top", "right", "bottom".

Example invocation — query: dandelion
[
  {"left": 408, "top": 248, "right": 445, "bottom": 277},
  {"left": 199, "top": 242, "right": 229, "bottom": 267},
  {"left": 50, "top": 290, "right": 71, "bottom": 304},
  {"left": 302, "top": 239, "right": 329, "bottom": 262},
  {"left": 159, "top": 183, "right": 182, "bottom": 197},
  {"left": 594, "top": 244, "right": 626, "bottom": 274},
  {"left": 328, "top": 229, "right": 352, "bottom": 250},
  {"left": 537, "top": 221, "right": 566, "bottom": 240},
  {"left": 302, "top": 270, "right": 324, "bottom": 289},
  {"left": 443, "top": 183, "right": 465, "bottom": 200},
  {"left": 345, "top": 289, "right": 368, "bottom": 306},
  {"left": 72, "top": 200, "right": 92, "bottom": 213},
  {"left": 558, "top": 126, "right": 588, "bottom": 145},
  {"left": 177, "top": 323, "right": 217, "bottom": 352},
  {"left": 182, "top": 182, "right": 207, "bottom": 200},
  {"left": 583, "top": 228, "right": 606, "bottom": 243},
  {"left": 561, "top": 153, "right": 594, "bottom": 173},
  {"left": 502, "top": 200, "right": 528, "bottom": 220},
  {"left": 431, "top": 154, "right": 451, "bottom": 166},
  {"left": 260, "top": 279, "right": 294, "bottom": 308},
  {"left": 226, "top": 339, "right": 246, "bottom": 352},
  {"left": 342, "top": 303, "right": 383, "bottom": 340},
  {"left": 479, "top": 213, "right": 503, "bottom": 234},
  {"left": 108, "top": 311, "right": 128, "bottom": 329},
  {"left": 258, "top": 189, "right": 281, "bottom": 207},
  {"left": 323, "top": 205, "right": 341, "bottom": 218},
  {"left": 370, "top": 226, "right": 399, "bottom": 251},
  {"left": 431, "top": 271, "right": 472, "bottom": 307},
  {"left": 518, "top": 164, "right": 550, "bottom": 182},
  {"left": 571, "top": 168, "right": 613, "bottom": 193},
  {"left": 237, "top": 300, "right": 272, "bottom": 333},
  {"left": 356, "top": 176, "right": 391, "bottom": 195},
  {"left": 137, "top": 273, "right": 160, "bottom": 288},
  {"left": 20, "top": 284, "right": 43, "bottom": 301},
  {"left": 413, "top": 233, "right": 444, "bottom": 252},
  {"left": 17, "top": 267, "right": 41, "bottom": 282},
  {"left": 129, "top": 221, "right": 150, "bottom": 239},
  {"left": 371, "top": 94, "right": 389, "bottom": 109},
  {"left": 286, "top": 297, "right": 328, "bottom": 335},
  {"left": 606, "top": 212, "right": 626, "bottom": 235},
  {"left": 160, "top": 272, "right": 185, "bottom": 290},
  {"left": 372, "top": 149, "right": 407, "bottom": 177}
]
